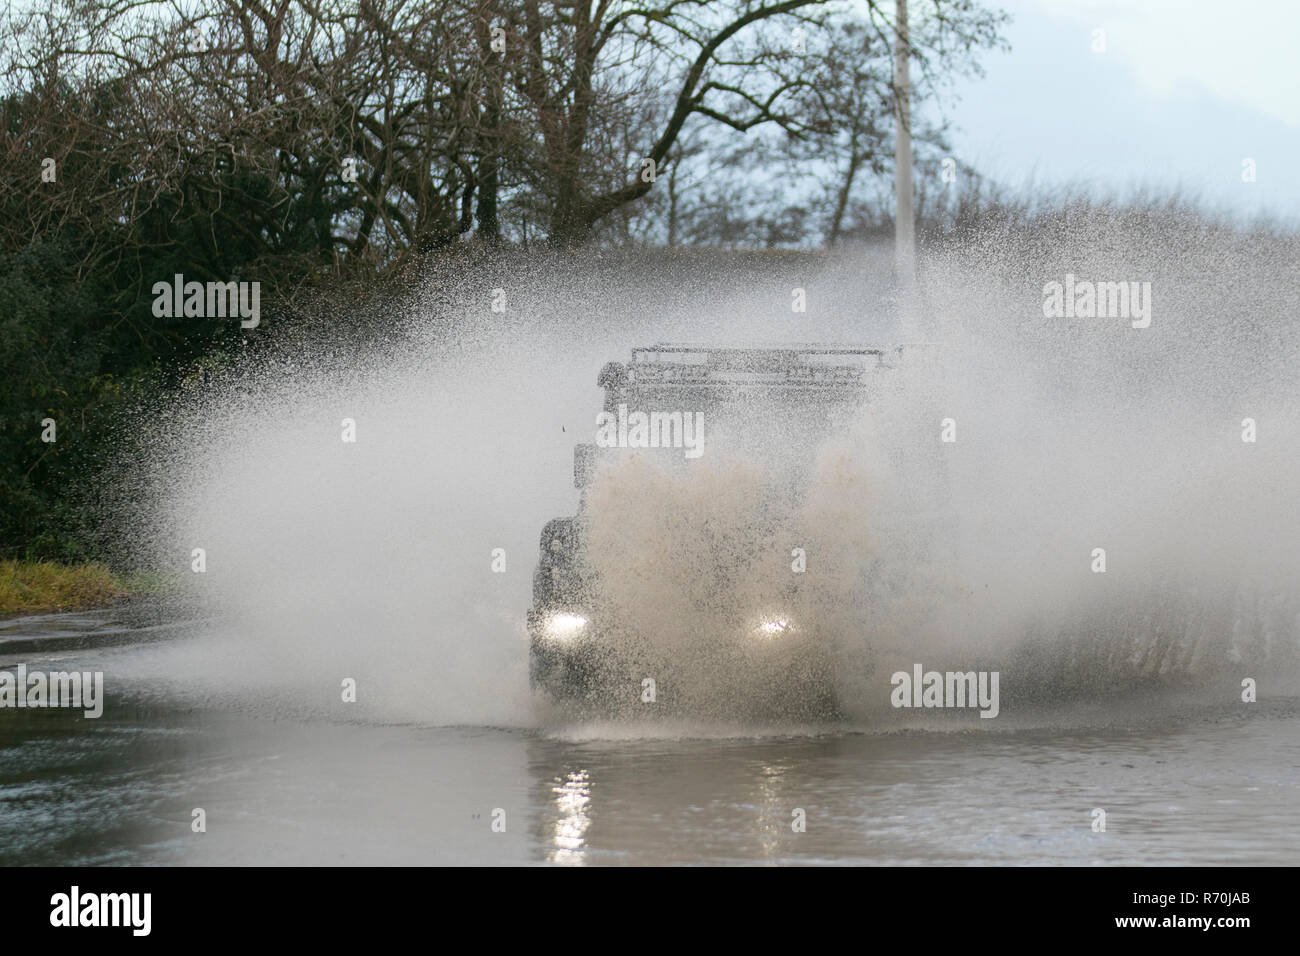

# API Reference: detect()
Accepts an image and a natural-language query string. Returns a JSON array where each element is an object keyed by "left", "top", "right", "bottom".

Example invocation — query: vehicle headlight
[
  {"left": 752, "top": 615, "right": 795, "bottom": 639},
  {"left": 542, "top": 613, "right": 589, "bottom": 643}
]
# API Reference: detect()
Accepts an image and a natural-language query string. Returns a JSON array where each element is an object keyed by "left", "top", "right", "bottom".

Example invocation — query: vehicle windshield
[{"left": 596, "top": 382, "right": 869, "bottom": 497}]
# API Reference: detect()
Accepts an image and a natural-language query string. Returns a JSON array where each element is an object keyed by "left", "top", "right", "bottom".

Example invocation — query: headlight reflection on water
[{"left": 548, "top": 770, "right": 592, "bottom": 865}]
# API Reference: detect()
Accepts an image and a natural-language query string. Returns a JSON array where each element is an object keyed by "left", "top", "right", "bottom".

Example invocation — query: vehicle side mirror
[{"left": 597, "top": 362, "right": 628, "bottom": 390}]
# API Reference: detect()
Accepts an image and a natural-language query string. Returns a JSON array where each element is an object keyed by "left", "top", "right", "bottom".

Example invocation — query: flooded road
[{"left": 3, "top": 613, "right": 1298, "bottom": 866}]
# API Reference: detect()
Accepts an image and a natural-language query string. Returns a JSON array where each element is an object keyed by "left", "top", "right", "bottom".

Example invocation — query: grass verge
[{"left": 0, "top": 559, "right": 128, "bottom": 614}]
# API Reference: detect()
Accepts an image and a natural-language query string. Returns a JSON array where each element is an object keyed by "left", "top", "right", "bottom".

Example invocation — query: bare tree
[{"left": 1, "top": 0, "right": 1009, "bottom": 260}]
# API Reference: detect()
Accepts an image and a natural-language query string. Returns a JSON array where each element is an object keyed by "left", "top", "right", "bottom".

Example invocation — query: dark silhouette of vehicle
[{"left": 527, "top": 343, "right": 952, "bottom": 719}]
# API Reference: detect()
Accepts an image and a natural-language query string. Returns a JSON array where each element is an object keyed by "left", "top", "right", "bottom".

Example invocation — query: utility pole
[{"left": 894, "top": 0, "right": 915, "bottom": 301}]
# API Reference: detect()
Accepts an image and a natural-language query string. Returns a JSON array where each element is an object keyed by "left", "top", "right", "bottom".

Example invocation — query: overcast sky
[{"left": 936, "top": 0, "right": 1300, "bottom": 222}]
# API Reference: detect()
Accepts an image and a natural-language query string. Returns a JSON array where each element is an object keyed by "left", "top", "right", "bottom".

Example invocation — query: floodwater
[{"left": 2, "top": 611, "right": 1297, "bottom": 866}]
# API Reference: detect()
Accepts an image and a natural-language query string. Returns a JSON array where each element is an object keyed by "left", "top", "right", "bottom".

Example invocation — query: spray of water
[{"left": 116, "top": 217, "right": 1300, "bottom": 731}]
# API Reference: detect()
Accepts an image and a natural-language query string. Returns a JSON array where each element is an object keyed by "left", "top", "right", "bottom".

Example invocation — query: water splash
[{"left": 116, "top": 221, "right": 1300, "bottom": 729}]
